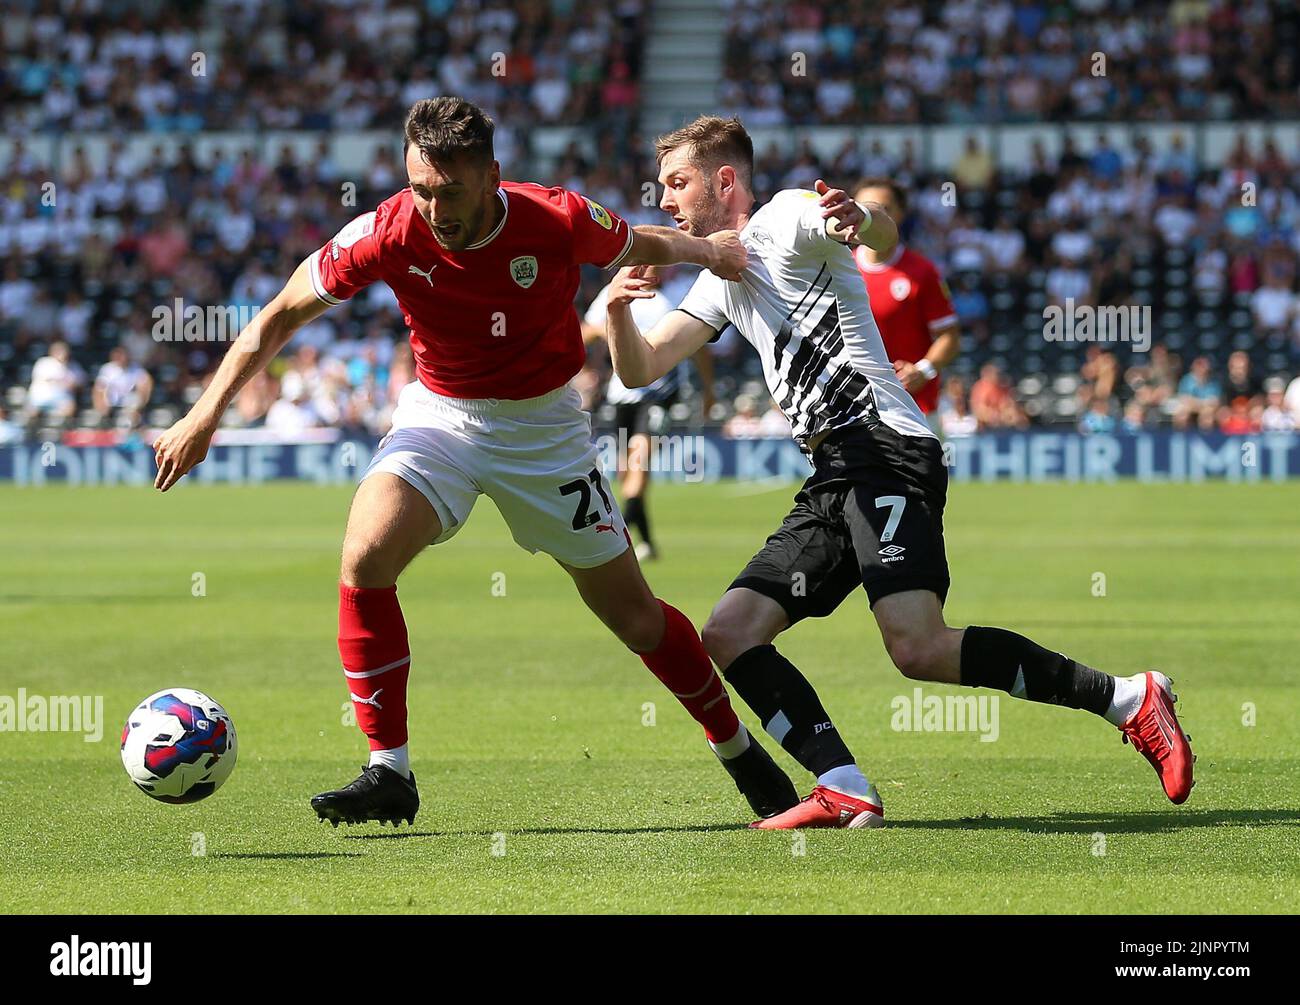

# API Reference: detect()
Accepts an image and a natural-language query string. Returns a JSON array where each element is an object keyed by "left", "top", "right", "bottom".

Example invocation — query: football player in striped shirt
[{"left": 606, "top": 115, "right": 1194, "bottom": 828}]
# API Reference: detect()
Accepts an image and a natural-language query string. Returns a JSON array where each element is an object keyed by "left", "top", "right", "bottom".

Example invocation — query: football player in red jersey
[
  {"left": 851, "top": 178, "right": 961, "bottom": 431},
  {"left": 151, "top": 97, "right": 798, "bottom": 827}
]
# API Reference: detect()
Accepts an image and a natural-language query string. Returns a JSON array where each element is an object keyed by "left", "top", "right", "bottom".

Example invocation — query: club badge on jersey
[{"left": 510, "top": 256, "right": 538, "bottom": 288}]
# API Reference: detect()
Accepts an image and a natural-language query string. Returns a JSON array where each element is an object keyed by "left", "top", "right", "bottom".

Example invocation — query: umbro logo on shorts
[{"left": 879, "top": 544, "right": 906, "bottom": 563}]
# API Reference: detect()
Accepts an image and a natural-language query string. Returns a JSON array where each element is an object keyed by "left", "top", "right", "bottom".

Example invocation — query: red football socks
[
  {"left": 639, "top": 600, "right": 742, "bottom": 743},
  {"left": 338, "top": 583, "right": 411, "bottom": 751}
]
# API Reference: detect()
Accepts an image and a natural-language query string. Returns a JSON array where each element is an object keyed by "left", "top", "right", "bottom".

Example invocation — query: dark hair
[
  {"left": 853, "top": 176, "right": 908, "bottom": 215},
  {"left": 403, "top": 97, "right": 495, "bottom": 167},
  {"left": 655, "top": 115, "right": 754, "bottom": 190}
]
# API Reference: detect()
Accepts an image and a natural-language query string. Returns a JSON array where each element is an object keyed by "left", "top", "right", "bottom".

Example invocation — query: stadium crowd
[
  {"left": 721, "top": 0, "right": 1300, "bottom": 125},
  {"left": 3, "top": 0, "right": 1300, "bottom": 445},
  {"left": 2, "top": 0, "right": 649, "bottom": 134}
]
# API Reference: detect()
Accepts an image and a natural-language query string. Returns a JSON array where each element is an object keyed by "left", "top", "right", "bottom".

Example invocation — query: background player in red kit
[
  {"left": 852, "top": 178, "right": 961, "bottom": 428},
  {"left": 151, "top": 97, "right": 798, "bottom": 827}
]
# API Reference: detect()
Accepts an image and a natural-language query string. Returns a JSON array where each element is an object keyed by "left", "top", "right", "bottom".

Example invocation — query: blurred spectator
[
  {"left": 93, "top": 346, "right": 154, "bottom": 415},
  {"left": 1222, "top": 351, "right": 1261, "bottom": 406},
  {"left": 969, "top": 363, "right": 1027, "bottom": 429},
  {"left": 1261, "top": 378, "right": 1296, "bottom": 431},
  {"left": 1251, "top": 264, "right": 1297, "bottom": 335},
  {"left": 0, "top": 406, "right": 21, "bottom": 445},
  {"left": 724, "top": 395, "right": 764, "bottom": 438},
  {"left": 265, "top": 383, "right": 318, "bottom": 437},
  {"left": 938, "top": 377, "right": 978, "bottom": 438},
  {"left": 1079, "top": 396, "right": 1116, "bottom": 435},
  {"left": 26, "top": 342, "right": 84, "bottom": 419},
  {"left": 953, "top": 135, "right": 995, "bottom": 192},
  {"left": 1123, "top": 346, "right": 1179, "bottom": 416},
  {"left": 1219, "top": 396, "right": 1259, "bottom": 435},
  {"left": 1121, "top": 400, "right": 1151, "bottom": 434},
  {"left": 1174, "top": 356, "right": 1222, "bottom": 430}
]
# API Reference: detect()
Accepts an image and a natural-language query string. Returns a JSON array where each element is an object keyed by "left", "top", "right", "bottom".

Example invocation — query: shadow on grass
[
  {"left": 1002, "top": 618, "right": 1291, "bottom": 632},
  {"left": 889, "top": 808, "right": 1300, "bottom": 834},
  {"left": 343, "top": 823, "right": 750, "bottom": 839},
  {"left": 335, "top": 810, "right": 1298, "bottom": 839},
  {"left": 211, "top": 851, "right": 364, "bottom": 859}
]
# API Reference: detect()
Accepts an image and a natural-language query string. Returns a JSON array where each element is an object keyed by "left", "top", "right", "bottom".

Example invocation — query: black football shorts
[{"left": 729, "top": 421, "right": 950, "bottom": 621}]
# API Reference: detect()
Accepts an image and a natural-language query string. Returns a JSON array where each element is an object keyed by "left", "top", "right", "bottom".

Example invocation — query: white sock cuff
[{"left": 368, "top": 744, "right": 411, "bottom": 779}]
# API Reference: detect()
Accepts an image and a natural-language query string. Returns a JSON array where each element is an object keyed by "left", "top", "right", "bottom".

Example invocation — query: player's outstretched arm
[
  {"left": 815, "top": 179, "right": 898, "bottom": 252},
  {"left": 606, "top": 266, "right": 716, "bottom": 388},
  {"left": 152, "top": 257, "right": 331, "bottom": 491},
  {"left": 622, "top": 226, "right": 748, "bottom": 280}
]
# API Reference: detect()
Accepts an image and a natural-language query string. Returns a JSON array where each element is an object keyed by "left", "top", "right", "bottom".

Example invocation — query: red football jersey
[
  {"left": 310, "top": 182, "right": 633, "bottom": 399},
  {"left": 853, "top": 244, "right": 957, "bottom": 414}
]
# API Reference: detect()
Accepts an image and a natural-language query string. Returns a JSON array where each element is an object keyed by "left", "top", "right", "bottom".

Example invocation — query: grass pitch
[{"left": 1, "top": 479, "right": 1297, "bottom": 913}]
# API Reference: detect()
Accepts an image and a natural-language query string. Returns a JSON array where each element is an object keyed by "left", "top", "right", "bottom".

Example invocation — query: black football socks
[
  {"left": 960, "top": 625, "right": 1114, "bottom": 715},
  {"left": 624, "top": 494, "right": 652, "bottom": 548},
  {"left": 723, "top": 644, "right": 856, "bottom": 776}
]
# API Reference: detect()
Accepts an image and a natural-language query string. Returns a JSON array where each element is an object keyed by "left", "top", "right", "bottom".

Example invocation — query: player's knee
[
  {"left": 340, "top": 536, "right": 399, "bottom": 589},
  {"left": 701, "top": 609, "right": 757, "bottom": 671},
  {"left": 885, "top": 633, "right": 942, "bottom": 680}
]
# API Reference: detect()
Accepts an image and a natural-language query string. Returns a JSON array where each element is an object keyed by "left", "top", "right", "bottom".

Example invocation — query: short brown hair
[
  {"left": 853, "top": 176, "right": 908, "bottom": 215},
  {"left": 655, "top": 115, "right": 753, "bottom": 190},
  {"left": 403, "top": 97, "right": 495, "bottom": 167}
]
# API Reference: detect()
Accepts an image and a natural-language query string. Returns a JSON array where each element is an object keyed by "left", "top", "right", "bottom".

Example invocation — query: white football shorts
[{"left": 363, "top": 381, "right": 629, "bottom": 568}]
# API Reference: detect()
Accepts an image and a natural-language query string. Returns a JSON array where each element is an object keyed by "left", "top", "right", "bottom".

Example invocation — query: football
[{"left": 120, "top": 689, "right": 238, "bottom": 803}]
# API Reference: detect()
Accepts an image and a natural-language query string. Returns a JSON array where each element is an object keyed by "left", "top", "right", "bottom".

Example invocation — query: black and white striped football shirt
[{"left": 676, "top": 189, "right": 934, "bottom": 449}]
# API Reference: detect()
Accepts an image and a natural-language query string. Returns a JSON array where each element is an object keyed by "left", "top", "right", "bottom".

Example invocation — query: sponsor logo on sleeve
[
  {"left": 585, "top": 198, "right": 614, "bottom": 230},
  {"left": 331, "top": 212, "right": 376, "bottom": 259}
]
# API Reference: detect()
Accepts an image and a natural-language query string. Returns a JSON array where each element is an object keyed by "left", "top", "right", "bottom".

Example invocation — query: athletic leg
[
  {"left": 561, "top": 547, "right": 798, "bottom": 818},
  {"left": 314, "top": 393, "right": 483, "bottom": 826}
]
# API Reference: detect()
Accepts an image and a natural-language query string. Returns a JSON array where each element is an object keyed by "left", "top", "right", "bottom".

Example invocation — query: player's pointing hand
[
  {"left": 706, "top": 229, "right": 748, "bottom": 281},
  {"left": 815, "top": 179, "right": 866, "bottom": 241},
  {"left": 152, "top": 416, "right": 216, "bottom": 492}
]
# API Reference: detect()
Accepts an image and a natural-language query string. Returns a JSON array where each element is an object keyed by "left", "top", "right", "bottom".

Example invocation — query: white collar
[{"left": 466, "top": 189, "right": 509, "bottom": 249}]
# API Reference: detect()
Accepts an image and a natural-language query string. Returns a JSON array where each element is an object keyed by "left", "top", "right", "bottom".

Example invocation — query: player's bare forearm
[
  {"left": 816, "top": 180, "right": 898, "bottom": 253},
  {"left": 188, "top": 260, "right": 327, "bottom": 429},
  {"left": 928, "top": 327, "right": 961, "bottom": 369},
  {"left": 190, "top": 313, "right": 294, "bottom": 427},
  {"left": 847, "top": 201, "right": 898, "bottom": 252},
  {"left": 153, "top": 258, "right": 329, "bottom": 491},
  {"left": 624, "top": 226, "right": 747, "bottom": 279},
  {"left": 606, "top": 303, "right": 663, "bottom": 388},
  {"left": 623, "top": 226, "right": 705, "bottom": 267},
  {"left": 690, "top": 346, "right": 716, "bottom": 414}
]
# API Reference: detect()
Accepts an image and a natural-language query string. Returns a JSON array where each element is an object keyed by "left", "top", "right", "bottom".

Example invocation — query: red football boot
[
  {"left": 1120, "top": 671, "right": 1195, "bottom": 804},
  {"left": 749, "top": 784, "right": 885, "bottom": 830}
]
